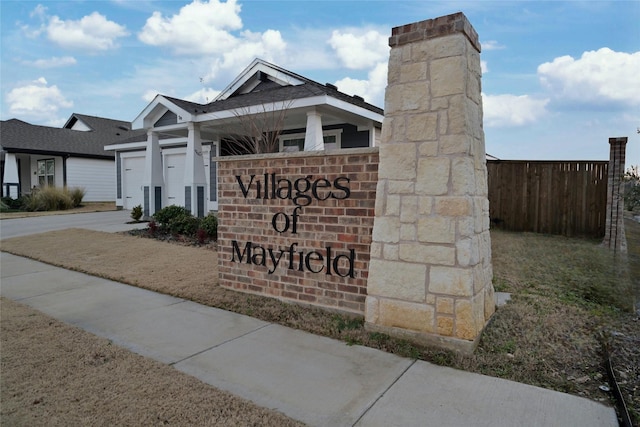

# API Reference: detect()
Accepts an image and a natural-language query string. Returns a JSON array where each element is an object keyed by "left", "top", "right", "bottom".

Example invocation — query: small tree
[
  {"left": 623, "top": 165, "right": 640, "bottom": 212},
  {"left": 219, "top": 100, "right": 294, "bottom": 155},
  {"left": 131, "top": 205, "right": 143, "bottom": 221}
]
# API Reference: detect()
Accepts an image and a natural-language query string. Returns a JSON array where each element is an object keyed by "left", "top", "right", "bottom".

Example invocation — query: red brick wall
[{"left": 217, "top": 148, "right": 379, "bottom": 314}]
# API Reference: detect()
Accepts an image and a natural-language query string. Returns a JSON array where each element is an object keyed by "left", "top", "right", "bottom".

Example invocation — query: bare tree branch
[{"left": 221, "top": 100, "right": 295, "bottom": 155}]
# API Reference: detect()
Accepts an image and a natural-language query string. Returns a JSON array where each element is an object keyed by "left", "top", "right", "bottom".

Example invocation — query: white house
[
  {"left": 1, "top": 114, "right": 146, "bottom": 202},
  {"left": 105, "top": 59, "right": 385, "bottom": 217}
]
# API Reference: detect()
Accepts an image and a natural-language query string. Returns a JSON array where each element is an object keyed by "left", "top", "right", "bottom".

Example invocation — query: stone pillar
[
  {"left": 365, "top": 12, "right": 495, "bottom": 354},
  {"left": 184, "top": 122, "right": 207, "bottom": 217},
  {"left": 142, "top": 130, "right": 164, "bottom": 218},
  {"left": 304, "top": 109, "right": 324, "bottom": 151},
  {"left": 603, "top": 137, "right": 627, "bottom": 253}
]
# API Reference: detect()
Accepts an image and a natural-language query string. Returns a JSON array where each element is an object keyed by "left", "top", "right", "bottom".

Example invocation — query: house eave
[
  {"left": 195, "top": 95, "right": 384, "bottom": 126},
  {"left": 2, "top": 147, "right": 113, "bottom": 160}
]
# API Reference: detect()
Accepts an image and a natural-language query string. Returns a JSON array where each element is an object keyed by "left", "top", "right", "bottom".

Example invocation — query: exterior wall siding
[
  {"left": 217, "top": 148, "right": 379, "bottom": 314},
  {"left": 66, "top": 158, "right": 115, "bottom": 202}
]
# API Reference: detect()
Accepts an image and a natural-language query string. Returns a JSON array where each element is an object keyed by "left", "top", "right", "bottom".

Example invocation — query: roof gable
[
  {"left": 215, "top": 58, "right": 307, "bottom": 101},
  {"left": 131, "top": 94, "right": 196, "bottom": 130}
]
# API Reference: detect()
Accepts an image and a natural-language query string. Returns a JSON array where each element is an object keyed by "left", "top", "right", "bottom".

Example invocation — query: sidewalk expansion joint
[
  {"left": 351, "top": 359, "right": 417, "bottom": 426},
  {"left": 169, "top": 323, "right": 272, "bottom": 366}
]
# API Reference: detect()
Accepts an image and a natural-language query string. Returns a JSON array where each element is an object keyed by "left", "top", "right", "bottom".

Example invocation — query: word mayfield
[{"left": 231, "top": 173, "right": 356, "bottom": 278}]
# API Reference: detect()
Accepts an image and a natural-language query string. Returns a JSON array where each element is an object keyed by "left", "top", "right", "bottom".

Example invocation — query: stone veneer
[
  {"left": 365, "top": 12, "right": 495, "bottom": 353},
  {"left": 217, "top": 148, "right": 378, "bottom": 313}
]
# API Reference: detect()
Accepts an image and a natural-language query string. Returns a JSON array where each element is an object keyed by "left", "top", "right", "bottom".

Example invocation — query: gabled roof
[
  {"left": 131, "top": 59, "right": 383, "bottom": 132},
  {"left": 0, "top": 115, "right": 146, "bottom": 159},
  {"left": 215, "top": 58, "right": 308, "bottom": 101}
]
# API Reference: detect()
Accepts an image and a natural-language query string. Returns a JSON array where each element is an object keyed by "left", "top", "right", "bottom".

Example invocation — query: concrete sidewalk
[
  {"left": 0, "top": 252, "right": 618, "bottom": 427},
  {"left": 0, "top": 210, "right": 147, "bottom": 239}
]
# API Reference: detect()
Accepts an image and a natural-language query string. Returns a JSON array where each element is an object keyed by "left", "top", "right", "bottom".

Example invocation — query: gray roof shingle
[
  {"left": 0, "top": 115, "right": 146, "bottom": 159},
  {"left": 160, "top": 74, "right": 384, "bottom": 116}
]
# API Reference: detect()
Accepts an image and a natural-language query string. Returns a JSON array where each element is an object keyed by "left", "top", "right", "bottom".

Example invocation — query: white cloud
[
  {"left": 481, "top": 40, "right": 505, "bottom": 51},
  {"left": 139, "top": 0, "right": 243, "bottom": 55},
  {"left": 481, "top": 60, "right": 488, "bottom": 74},
  {"left": 218, "top": 29, "right": 287, "bottom": 73},
  {"left": 46, "top": 12, "right": 129, "bottom": 51},
  {"left": 137, "top": 0, "right": 286, "bottom": 85},
  {"left": 538, "top": 48, "right": 640, "bottom": 107},
  {"left": 185, "top": 87, "right": 221, "bottom": 104},
  {"left": 24, "top": 56, "right": 77, "bottom": 68},
  {"left": 483, "top": 93, "right": 549, "bottom": 127},
  {"left": 142, "top": 90, "right": 160, "bottom": 103},
  {"left": 30, "top": 4, "right": 48, "bottom": 19},
  {"left": 6, "top": 78, "right": 73, "bottom": 123},
  {"left": 335, "top": 62, "right": 387, "bottom": 107},
  {"left": 328, "top": 29, "right": 388, "bottom": 69}
]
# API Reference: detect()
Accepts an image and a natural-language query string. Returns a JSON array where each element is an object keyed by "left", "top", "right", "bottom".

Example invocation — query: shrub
[
  {"left": 1, "top": 196, "right": 23, "bottom": 210},
  {"left": 153, "top": 205, "right": 190, "bottom": 231},
  {"left": 168, "top": 213, "right": 200, "bottom": 236},
  {"left": 624, "top": 184, "right": 640, "bottom": 212},
  {"left": 196, "top": 228, "right": 207, "bottom": 244},
  {"left": 68, "top": 187, "right": 85, "bottom": 207},
  {"left": 200, "top": 212, "right": 218, "bottom": 240},
  {"left": 624, "top": 165, "right": 639, "bottom": 212},
  {"left": 22, "top": 186, "right": 74, "bottom": 211},
  {"left": 148, "top": 220, "right": 159, "bottom": 236},
  {"left": 131, "top": 205, "right": 143, "bottom": 221}
]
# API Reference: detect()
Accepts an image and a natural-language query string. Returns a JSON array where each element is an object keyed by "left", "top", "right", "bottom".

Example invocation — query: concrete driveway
[{"left": 0, "top": 210, "right": 148, "bottom": 239}]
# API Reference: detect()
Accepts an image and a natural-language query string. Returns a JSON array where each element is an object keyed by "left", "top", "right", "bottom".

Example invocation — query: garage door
[
  {"left": 164, "top": 153, "right": 185, "bottom": 207},
  {"left": 122, "top": 156, "right": 144, "bottom": 210}
]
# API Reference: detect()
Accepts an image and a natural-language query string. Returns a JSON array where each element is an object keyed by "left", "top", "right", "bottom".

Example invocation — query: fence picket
[{"left": 487, "top": 160, "right": 608, "bottom": 237}]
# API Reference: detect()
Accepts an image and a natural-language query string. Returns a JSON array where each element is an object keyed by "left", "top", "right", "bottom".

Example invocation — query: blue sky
[{"left": 1, "top": 0, "right": 639, "bottom": 163}]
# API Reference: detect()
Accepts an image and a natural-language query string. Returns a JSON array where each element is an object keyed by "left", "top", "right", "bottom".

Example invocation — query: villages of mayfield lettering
[{"left": 230, "top": 173, "right": 356, "bottom": 278}]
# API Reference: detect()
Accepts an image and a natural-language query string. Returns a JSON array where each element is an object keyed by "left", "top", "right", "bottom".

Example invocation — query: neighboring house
[
  {"left": 1, "top": 114, "right": 146, "bottom": 202},
  {"left": 105, "top": 58, "right": 384, "bottom": 216}
]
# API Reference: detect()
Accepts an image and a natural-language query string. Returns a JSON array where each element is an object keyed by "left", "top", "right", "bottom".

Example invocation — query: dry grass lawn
[
  {"left": 0, "top": 202, "right": 117, "bottom": 220},
  {"left": 2, "top": 225, "right": 638, "bottom": 424},
  {"left": 0, "top": 298, "right": 304, "bottom": 426}
]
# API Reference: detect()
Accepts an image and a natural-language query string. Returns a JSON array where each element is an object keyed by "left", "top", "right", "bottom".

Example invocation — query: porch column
[
  {"left": 304, "top": 109, "right": 324, "bottom": 151},
  {"left": 142, "top": 130, "right": 164, "bottom": 219},
  {"left": 2, "top": 153, "right": 20, "bottom": 198},
  {"left": 184, "top": 122, "right": 207, "bottom": 217}
]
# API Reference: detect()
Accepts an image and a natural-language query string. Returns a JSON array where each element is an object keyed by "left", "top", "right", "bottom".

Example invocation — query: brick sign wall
[{"left": 217, "top": 148, "right": 379, "bottom": 314}]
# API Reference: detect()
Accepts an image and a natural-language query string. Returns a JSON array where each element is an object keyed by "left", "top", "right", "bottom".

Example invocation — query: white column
[
  {"left": 304, "top": 109, "right": 324, "bottom": 151},
  {"left": 142, "top": 131, "right": 164, "bottom": 218},
  {"left": 2, "top": 153, "right": 20, "bottom": 198},
  {"left": 184, "top": 122, "right": 207, "bottom": 216}
]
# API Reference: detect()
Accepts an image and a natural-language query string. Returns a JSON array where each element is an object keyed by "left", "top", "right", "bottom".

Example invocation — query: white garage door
[
  {"left": 164, "top": 152, "right": 185, "bottom": 207},
  {"left": 122, "top": 156, "right": 144, "bottom": 210}
]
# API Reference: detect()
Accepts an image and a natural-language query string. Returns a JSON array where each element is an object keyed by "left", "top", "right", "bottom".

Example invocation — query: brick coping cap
[
  {"left": 389, "top": 12, "right": 481, "bottom": 52},
  {"left": 215, "top": 146, "right": 379, "bottom": 162},
  {"left": 608, "top": 137, "right": 628, "bottom": 145}
]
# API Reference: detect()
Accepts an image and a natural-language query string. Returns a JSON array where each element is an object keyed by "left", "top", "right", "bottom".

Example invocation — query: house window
[
  {"left": 282, "top": 137, "right": 305, "bottom": 152},
  {"left": 37, "top": 159, "right": 55, "bottom": 187},
  {"left": 279, "top": 130, "right": 342, "bottom": 152}
]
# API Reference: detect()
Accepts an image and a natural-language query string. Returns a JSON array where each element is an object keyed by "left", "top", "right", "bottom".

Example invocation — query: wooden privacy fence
[{"left": 487, "top": 160, "right": 609, "bottom": 237}]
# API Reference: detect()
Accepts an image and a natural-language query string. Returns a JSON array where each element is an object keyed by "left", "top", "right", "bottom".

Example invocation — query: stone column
[
  {"left": 304, "top": 109, "right": 324, "bottom": 151},
  {"left": 603, "top": 137, "right": 627, "bottom": 253},
  {"left": 184, "top": 122, "right": 207, "bottom": 217},
  {"left": 366, "top": 12, "right": 495, "bottom": 353},
  {"left": 142, "top": 130, "right": 164, "bottom": 218}
]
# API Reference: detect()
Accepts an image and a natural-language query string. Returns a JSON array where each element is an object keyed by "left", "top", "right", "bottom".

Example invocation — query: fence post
[{"left": 603, "top": 137, "right": 627, "bottom": 253}]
